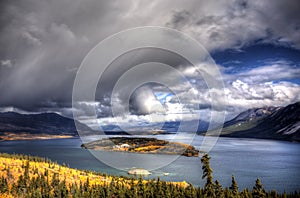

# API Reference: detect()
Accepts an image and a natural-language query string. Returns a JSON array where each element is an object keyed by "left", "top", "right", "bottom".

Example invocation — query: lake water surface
[{"left": 0, "top": 135, "right": 299, "bottom": 193}]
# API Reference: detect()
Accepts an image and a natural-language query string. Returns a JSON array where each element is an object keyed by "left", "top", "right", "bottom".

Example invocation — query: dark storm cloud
[
  {"left": 166, "top": 0, "right": 300, "bottom": 51},
  {"left": 0, "top": 0, "right": 116, "bottom": 110},
  {"left": 0, "top": 0, "right": 300, "bottom": 117}
]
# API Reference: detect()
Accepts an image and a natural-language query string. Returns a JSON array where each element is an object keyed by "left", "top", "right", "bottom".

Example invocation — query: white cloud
[
  {"left": 130, "top": 86, "right": 166, "bottom": 115},
  {"left": 0, "top": 106, "right": 39, "bottom": 114},
  {"left": 49, "top": 23, "right": 78, "bottom": 42},
  {"left": 226, "top": 80, "right": 300, "bottom": 108},
  {"left": 21, "top": 31, "right": 42, "bottom": 46},
  {"left": 234, "top": 61, "right": 300, "bottom": 84},
  {"left": 0, "top": 60, "right": 12, "bottom": 68},
  {"left": 141, "top": 60, "right": 300, "bottom": 120}
]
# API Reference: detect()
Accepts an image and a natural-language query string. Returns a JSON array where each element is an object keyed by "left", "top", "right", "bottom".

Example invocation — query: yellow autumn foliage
[{"left": 0, "top": 155, "right": 188, "bottom": 190}]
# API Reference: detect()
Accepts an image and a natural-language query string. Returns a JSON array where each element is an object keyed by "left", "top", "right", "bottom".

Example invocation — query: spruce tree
[
  {"left": 52, "top": 173, "right": 60, "bottom": 197},
  {"left": 0, "top": 176, "right": 8, "bottom": 193},
  {"left": 17, "top": 174, "right": 27, "bottom": 194},
  {"left": 229, "top": 175, "right": 239, "bottom": 197},
  {"left": 155, "top": 177, "right": 164, "bottom": 198},
  {"left": 201, "top": 153, "right": 215, "bottom": 197},
  {"left": 137, "top": 175, "right": 144, "bottom": 198},
  {"left": 244, "top": 188, "right": 252, "bottom": 198},
  {"left": 6, "top": 166, "right": 14, "bottom": 183},
  {"left": 127, "top": 178, "right": 137, "bottom": 198},
  {"left": 215, "top": 180, "right": 224, "bottom": 198},
  {"left": 109, "top": 177, "right": 117, "bottom": 197},
  {"left": 252, "top": 178, "right": 266, "bottom": 198},
  {"left": 59, "top": 179, "right": 68, "bottom": 198}
]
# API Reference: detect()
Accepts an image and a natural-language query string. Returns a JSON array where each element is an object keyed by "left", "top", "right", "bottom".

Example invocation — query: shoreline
[
  {"left": 81, "top": 137, "right": 200, "bottom": 157},
  {"left": 0, "top": 132, "right": 75, "bottom": 141}
]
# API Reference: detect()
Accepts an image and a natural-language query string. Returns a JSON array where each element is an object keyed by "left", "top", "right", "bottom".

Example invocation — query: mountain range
[
  {"left": 217, "top": 101, "right": 300, "bottom": 142},
  {"left": 0, "top": 101, "right": 299, "bottom": 142},
  {"left": 0, "top": 112, "right": 92, "bottom": 136}
]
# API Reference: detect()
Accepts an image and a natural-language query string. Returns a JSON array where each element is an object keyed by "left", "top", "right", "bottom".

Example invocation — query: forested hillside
[{"left": 0, "top": 153, "right": 299, "bottom": 197}]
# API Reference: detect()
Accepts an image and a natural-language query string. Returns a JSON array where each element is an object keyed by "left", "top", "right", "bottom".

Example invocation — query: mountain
[
  {"left": 223, "top": 106, "right": 281, "bottom": 128},
  {"left": 99, "top": 120, "right": 209, "bottom": 134},
  {"left": 162, "top": 120, "right": 209, "bottom": 132},
  {"left": 219, "top": 102, "right": 300, "bottom": 142},
  {"left": 0, "top": 112, "right": 93, "bottom": 136}
]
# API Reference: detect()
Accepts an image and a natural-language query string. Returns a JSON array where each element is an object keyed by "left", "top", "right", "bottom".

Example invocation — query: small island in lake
[
  {"left": 81, "top": 137, "right": 200, "bottom": 157},
  {"left": 127, "top": 168, "right": 152, "bottom": 175}
]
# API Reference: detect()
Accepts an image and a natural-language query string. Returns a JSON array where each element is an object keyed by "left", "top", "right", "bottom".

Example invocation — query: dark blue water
[{"left": 0, "top": 136, "right": 299, "bottom": 193}]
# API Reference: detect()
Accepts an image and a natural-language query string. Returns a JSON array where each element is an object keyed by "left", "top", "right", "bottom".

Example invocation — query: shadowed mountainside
[
  {"left": 0, "top": 112, "right": 93, "bottom": 136},
  {"left": 218, "top": 102, "right": 300, "bottom": 142}
]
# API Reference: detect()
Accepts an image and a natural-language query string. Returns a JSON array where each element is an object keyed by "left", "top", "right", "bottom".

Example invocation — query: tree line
[{"left": 0, "top": 152, "right": 299, "bottom": 197}]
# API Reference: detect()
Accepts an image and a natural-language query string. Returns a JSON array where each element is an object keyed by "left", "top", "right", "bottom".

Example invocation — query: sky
[{"left": 0, "top": 0, "right": 300, "bottom": 130}]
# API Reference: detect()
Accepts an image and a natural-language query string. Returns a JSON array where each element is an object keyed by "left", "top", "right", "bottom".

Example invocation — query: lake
[{"left": 0, "top": 135, "right": 299, "bottom": 193}]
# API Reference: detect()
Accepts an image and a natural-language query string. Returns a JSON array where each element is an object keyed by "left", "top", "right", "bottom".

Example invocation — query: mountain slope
[
  {"left": 0, "top": 112, "right": 93, "bottom": 136},
  {"left": 100, "top": 120, "right": 209, "bottom": 133},
  {"left": 223, "top": 106, "right": 280, "bottom": 128},
  {"left": 220, "top": 102, "right": 300, "bottom": 141}
]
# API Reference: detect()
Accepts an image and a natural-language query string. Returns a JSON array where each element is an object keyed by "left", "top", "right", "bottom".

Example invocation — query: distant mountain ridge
[
  {"left": 223, "top": 106, "right": 281, "bottom": 127},
  {"left": 0, "top": 112, "right": 92, "bottom": 136},
  {"left": 1, "top": 102, "right": 300, "bottom": 142},
  {"left": 100, "top": 120, "right": 209, "bottom": 133},
  {"left": 219, "top": 102, "right": 300, "bottom": 142}
]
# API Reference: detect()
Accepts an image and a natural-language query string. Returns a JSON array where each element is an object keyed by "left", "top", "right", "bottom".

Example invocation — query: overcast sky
[{"left": 0, "top": 0, "right": 300, "bottom": 128}]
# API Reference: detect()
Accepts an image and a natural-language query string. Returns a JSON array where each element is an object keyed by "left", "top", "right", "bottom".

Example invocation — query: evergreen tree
[
  {"left": 184, "top": 184, "right": 196, "bottom": 198},
  {"left": 240, "top": 188, "right": 251, "bottom": 198},
  {"left": 137, "top": 175, "right": 144, "bottom": 198},
  {"left": 252, "top": 178, "right": 266, "bottom": 198},
  {"left": 143, "top": 181, "right": 152, "bottom": 198},
  {"left": 51, "top": 173, "right": 59, "bottom": 187},
  {"left": 164, "top": 183, "right": 172, "bottom": 198},
  {"left": 127, "top": 178, "right": 137, "bottom": 198},
  {"left": 155, "top": 177, "right": 164, "bottom": 198},
  {"left": 41, "top": 174, "right": 51, "bottom": 198},
  {"left": 59, "top": 179, "right": 68, "bottom": 198},
  {"left": 6, "top": 166, "right": 14, "bottom": 183},
  {"left": 52, "top": 173, "right": 60, "bottom": 197},
  {"left": 215, "top": 180, "right": 224, "bottom": 198},
  {"left": 109, "top": 177, "right": 116, "bottom": 197},
  {"left": 229, "top": 175, "right": 239, "bottom": 198},
  {"left": 223, "top": 187, "right": 230, "bottom": 198},
  {"left": 17, "top": 174, "right": 27, "bottom": 194},
  {"left": 31, "top": 188, "right": 42, "bottom": 198},
  {"left": 24, "top": 160, "right": 30, "bottom": 181},
  {"left": 201, "top": 153, "right": 215, "bottom": 197},
  {"left": 1, "top": 152, "right": 298, "bottom": 198},
  {"left": 0, "top": 176, "right": 8, "bottom": 193},
  {"left": 269, "top": 190, "right": 277, "bottom": 198}
]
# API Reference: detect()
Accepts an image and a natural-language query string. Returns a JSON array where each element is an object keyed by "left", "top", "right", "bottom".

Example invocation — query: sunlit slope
[{"left": 0, "top": 153, "right": 188, "bottom": 197}]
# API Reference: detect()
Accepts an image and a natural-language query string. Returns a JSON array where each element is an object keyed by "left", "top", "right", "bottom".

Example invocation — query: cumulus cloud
[
  {"left": 227, "top": 80, "right": 300, "bottom": 107},
  {"left": 79, "top": 58, "right": 300, "bottom": 125},
  {"left": 143, "top": 59, "right": 300, "bottom": 122},
  {"left": 130, "top": 86, "right": 166, "bottom": 115},
  {"left": 232, "top": 60, "right": 300, "bottom": 84}
]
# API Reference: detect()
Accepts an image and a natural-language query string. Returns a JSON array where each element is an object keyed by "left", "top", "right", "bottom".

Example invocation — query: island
[
  {"left": 127, "top": 168, "right": 152, "bottom": 175},
  {"left": 81, "top": 137, "right": 200, "bottom": 157}
]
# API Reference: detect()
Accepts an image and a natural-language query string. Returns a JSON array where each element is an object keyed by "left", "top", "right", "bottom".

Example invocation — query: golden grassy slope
[{"left": 0, "top": 154, "right": 188, "bottom": 191}]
